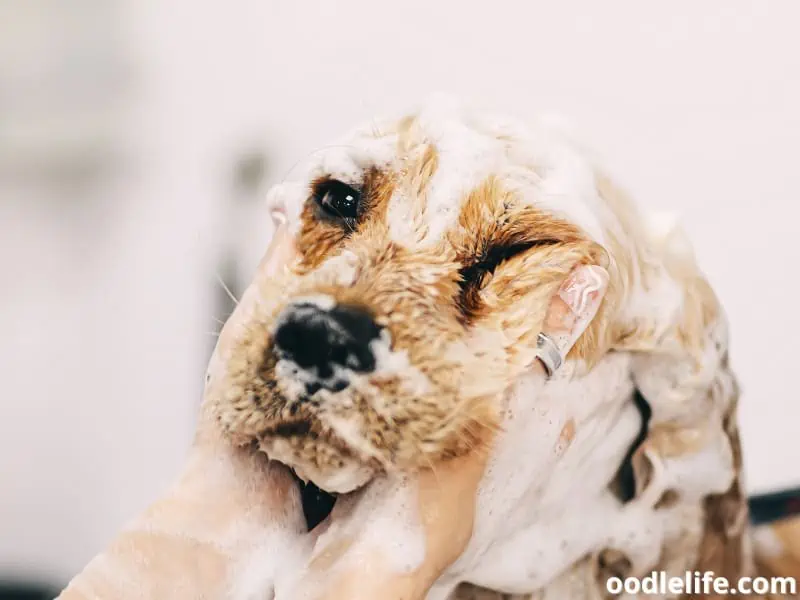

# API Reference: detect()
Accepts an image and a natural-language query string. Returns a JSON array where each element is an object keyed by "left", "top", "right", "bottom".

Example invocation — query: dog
[
  {"left": 204, "top": 95, "right": 800, "bottom": 598},
  {"left": 60, "top": 95, "right": 798, "bottom": 599}
]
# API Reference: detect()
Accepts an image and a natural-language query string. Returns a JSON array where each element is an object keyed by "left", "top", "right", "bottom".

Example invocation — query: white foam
[{"left": 432, "top": 354, "right": 640, "bottom": 593}]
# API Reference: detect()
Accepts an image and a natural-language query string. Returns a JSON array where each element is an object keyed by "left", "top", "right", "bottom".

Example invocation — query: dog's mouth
[{"left": 291, "top": 469, "right": 339, "bottom": 530}]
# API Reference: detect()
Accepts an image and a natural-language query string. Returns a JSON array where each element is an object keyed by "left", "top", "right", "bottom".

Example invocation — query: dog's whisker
[{"left": 215, "top": 274, "right": 240, "bottom": 306}]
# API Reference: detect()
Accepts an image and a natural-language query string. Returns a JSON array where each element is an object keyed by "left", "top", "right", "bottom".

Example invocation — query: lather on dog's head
[{"left": 207, "top": 96, "right": 622, "bottom": 493}]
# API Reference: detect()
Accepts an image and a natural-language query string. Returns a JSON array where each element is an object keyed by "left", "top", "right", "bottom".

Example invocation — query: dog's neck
[
  {"left": 419, "top": 354, "right": 643, "bottom": 598},
  {"left": 432, "top": 342, "right": 749, "bottom": 599}
]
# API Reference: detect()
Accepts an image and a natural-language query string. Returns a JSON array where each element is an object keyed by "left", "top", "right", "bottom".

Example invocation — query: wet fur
[{"left": 207, "top": 97, "right": 800, "bottom": 598}]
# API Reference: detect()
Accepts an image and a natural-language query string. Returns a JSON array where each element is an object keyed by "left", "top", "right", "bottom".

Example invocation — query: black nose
[{"left": 273, "top": 302, "right": 381, "bottom": 379}]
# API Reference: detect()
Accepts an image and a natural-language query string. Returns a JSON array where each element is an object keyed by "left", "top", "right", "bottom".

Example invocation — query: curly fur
[{"left": 205, "top": 96, "right": 800, "bottom": 598}]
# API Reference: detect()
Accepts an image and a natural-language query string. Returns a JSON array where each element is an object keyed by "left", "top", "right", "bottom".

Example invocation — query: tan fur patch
[{"left": 212, "top": 155, "right": 610, "bottom": 478}]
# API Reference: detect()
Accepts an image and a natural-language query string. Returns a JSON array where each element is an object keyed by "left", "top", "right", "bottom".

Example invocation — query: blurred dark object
[
  {"left": 749, "top": 485, "right": 800, "bottom": 526},
  {"left": 233, "top": 149, "right": 268, "bottom": 196},
  {"left": 0, "top": 580, "right": 61, "bottom": 600}
]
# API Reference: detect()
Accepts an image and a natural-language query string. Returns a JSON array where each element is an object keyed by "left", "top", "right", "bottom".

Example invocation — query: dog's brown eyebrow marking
[{"left": 450, "top": 175, "right": 590, "bottom": 323}]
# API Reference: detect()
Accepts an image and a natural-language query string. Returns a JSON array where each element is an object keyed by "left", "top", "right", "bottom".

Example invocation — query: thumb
[{"left": 535, "top": 264, "right": 609, "bottom": 377}]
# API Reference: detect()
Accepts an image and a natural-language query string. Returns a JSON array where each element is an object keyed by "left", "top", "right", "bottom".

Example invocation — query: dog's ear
[
  {"left": 606, "top": 201, "right": 753, "bottom": 581},
  {"left": 566, "top": 168, "right": 759, "bottom": 582}
]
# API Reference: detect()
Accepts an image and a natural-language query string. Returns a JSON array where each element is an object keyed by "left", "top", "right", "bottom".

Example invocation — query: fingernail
[
  {"left": 266, "top": 182, "right": 301, "bottom": 229},
  {"left": 270, "top": 207, "right": 288, "bottom": 227},
  {"left": 558, "top": 265, "right": 609, "bottom": 320}
]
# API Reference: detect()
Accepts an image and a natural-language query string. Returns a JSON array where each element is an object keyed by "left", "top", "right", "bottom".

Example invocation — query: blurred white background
[{"left": 1, "top": 0, "right": 798, "bottom": 589}]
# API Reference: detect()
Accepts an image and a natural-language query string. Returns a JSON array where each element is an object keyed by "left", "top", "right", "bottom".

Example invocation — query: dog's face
[{"left": 208, "top": 98, "right": 612, "bottom": 493}]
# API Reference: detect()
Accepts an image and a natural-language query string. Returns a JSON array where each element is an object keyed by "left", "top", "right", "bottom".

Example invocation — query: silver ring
[{"left": 536, "top": 332, "right": 563, "bottom": 378}]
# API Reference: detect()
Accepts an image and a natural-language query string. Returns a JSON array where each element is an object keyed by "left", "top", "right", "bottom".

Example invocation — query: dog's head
[{"left": 207, "top": 97, "right": 618, "bottom": 493}]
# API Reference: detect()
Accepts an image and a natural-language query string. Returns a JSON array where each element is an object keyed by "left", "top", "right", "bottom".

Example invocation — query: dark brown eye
[{"left": 312, "top": 180, "right": 361, "bottom": 221}]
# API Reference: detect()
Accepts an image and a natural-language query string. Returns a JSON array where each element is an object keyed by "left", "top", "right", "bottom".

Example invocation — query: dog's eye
[
  {"left": 457, "top": 239, "right": 559, "bottom": 321},
  {"left": 459, "top": 241, "right": 542, "bottom": 286},
  {"left": 312, "top": 180, "right": 361, "bottom": 221}
]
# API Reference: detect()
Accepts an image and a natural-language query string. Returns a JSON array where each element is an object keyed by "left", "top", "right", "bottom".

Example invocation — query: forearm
[
  {"left": 58, "top": 498, "right": 232, "bottom": 600},
  {"left": 59, "top": 443, "right": 305, "bottom": 600}
]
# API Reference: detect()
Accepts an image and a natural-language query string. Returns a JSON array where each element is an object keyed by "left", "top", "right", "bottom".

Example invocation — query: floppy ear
[
  {"left": 595, "top": 204, "right": 757, "bottom": 582},
  {"left": 561, "top": 169, "right": 777, "bottom": 588}
]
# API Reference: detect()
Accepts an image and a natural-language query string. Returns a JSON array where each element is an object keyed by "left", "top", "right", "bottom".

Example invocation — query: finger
[
  {"left": 60, "top": 432, "right": 307, "bottom": 600},
  {"left": 256, "top": 220, "right": 299, "bottom": 277},
  {"left": 535, "top": 264, "right": 609, "bottom": 376}
]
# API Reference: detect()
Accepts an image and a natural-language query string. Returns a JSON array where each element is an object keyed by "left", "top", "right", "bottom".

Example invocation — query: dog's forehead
[{"left": 271, "top": 97, "right": 608, "bottom": 247}]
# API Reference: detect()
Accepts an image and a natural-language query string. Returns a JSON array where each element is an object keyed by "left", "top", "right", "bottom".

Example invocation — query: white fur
[
  {"left": 395, "top": 95, "right": 505, "bottom": 248},
  {"left": 370, "top": 330, "right": 434, "bottom": 396},
  {"left": 263, "top": 436, "right": 374, "bottom": 495},
  {"left": 513, "top": 126, "right": 609, "bottom": 246}
]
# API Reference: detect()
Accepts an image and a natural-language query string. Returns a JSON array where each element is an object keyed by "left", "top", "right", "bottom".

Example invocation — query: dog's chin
[
  {"left": 259, "top": 434, "right": 375, "bottom": 494},
  {"left": 260, "top": 433, "right": 376, "bottom": 533}
]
